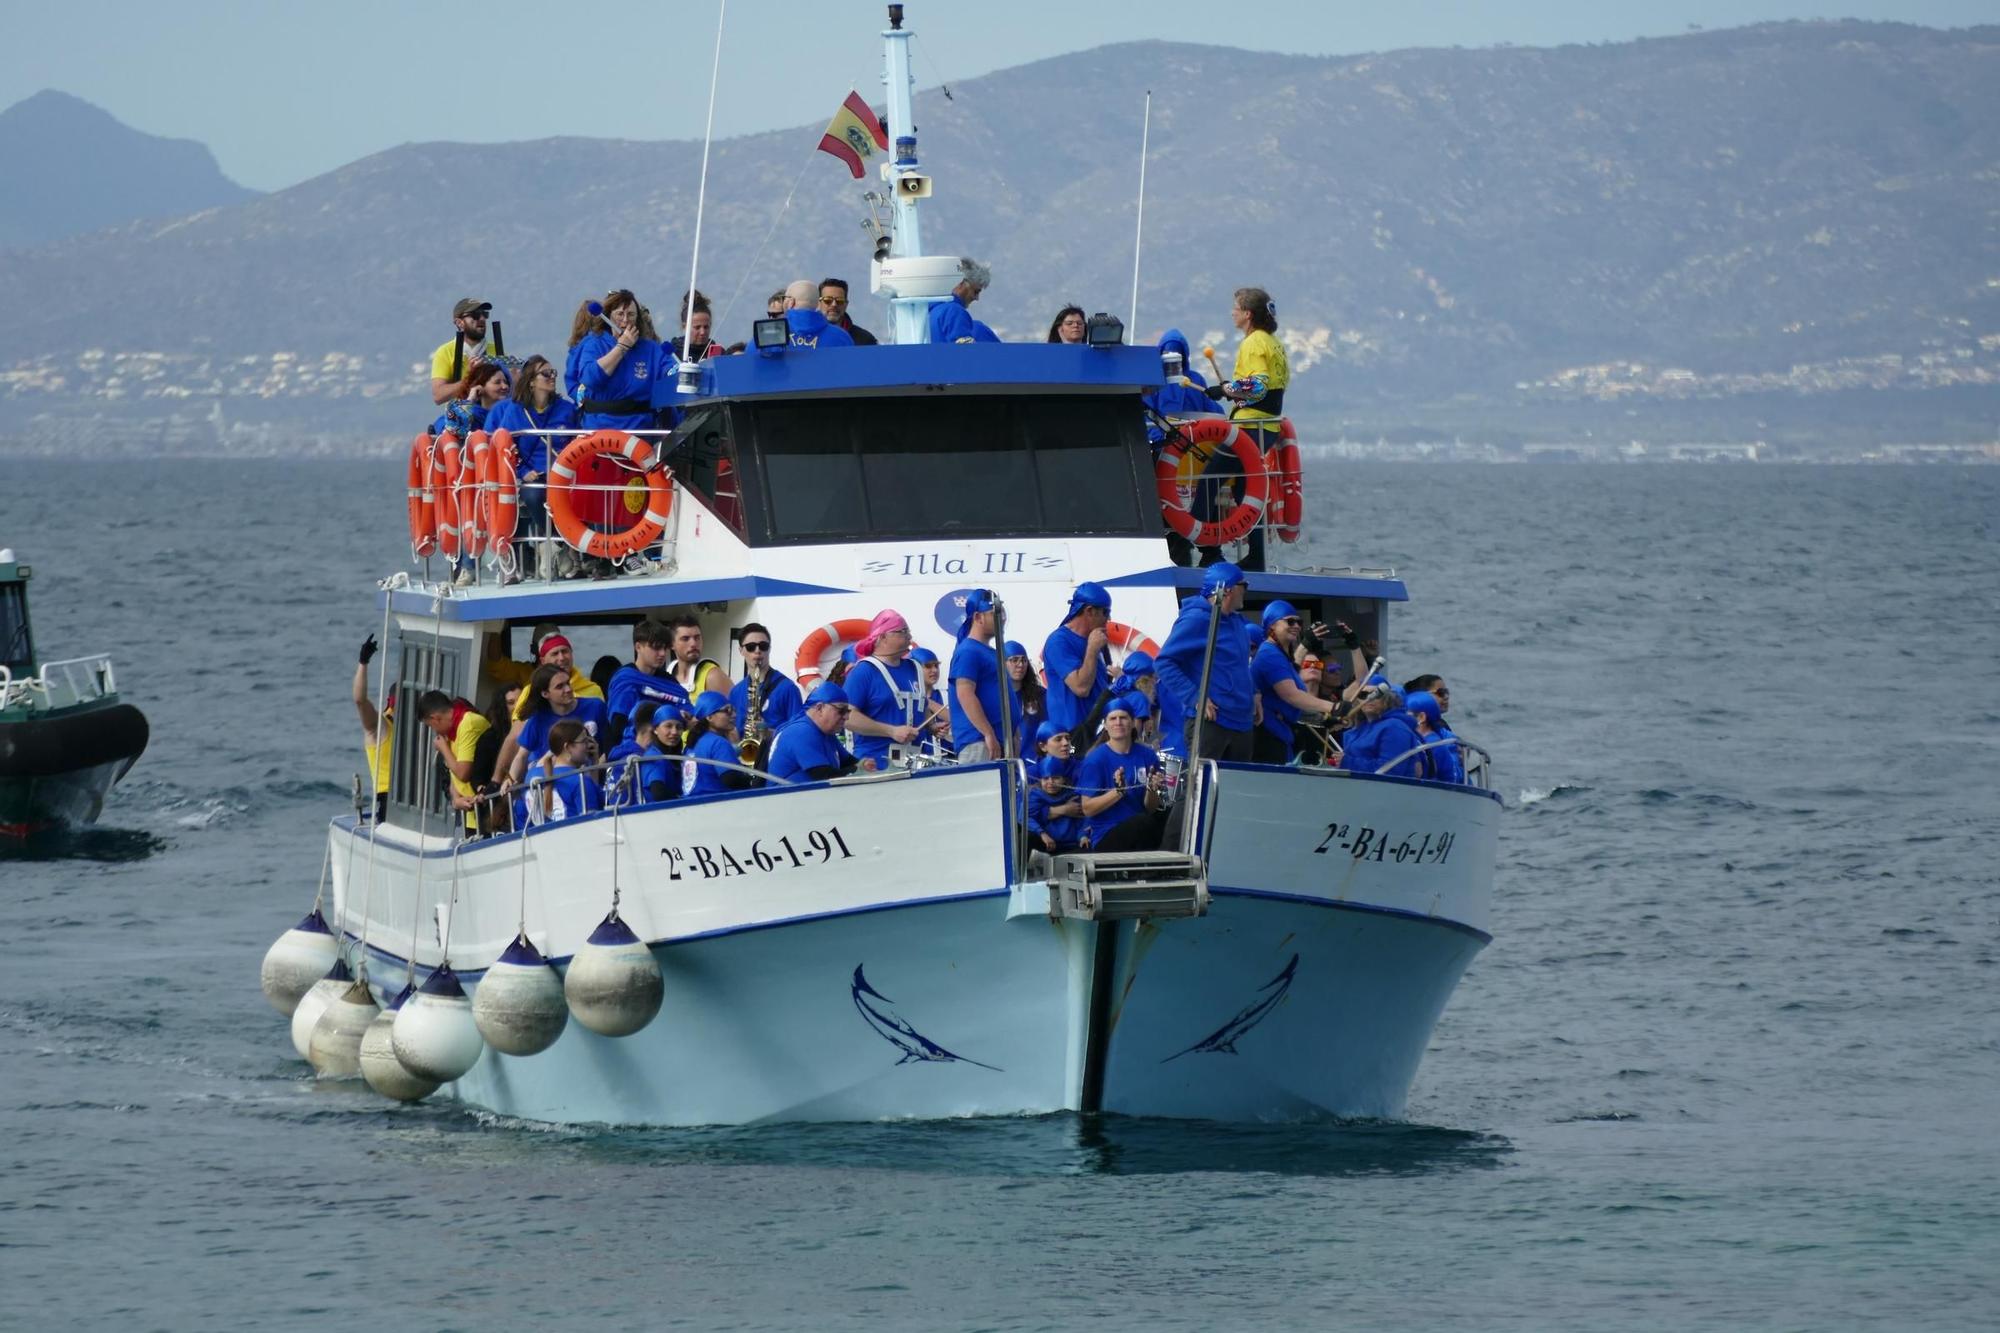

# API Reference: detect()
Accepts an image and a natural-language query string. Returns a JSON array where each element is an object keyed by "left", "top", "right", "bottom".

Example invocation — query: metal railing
[
  {"left": 0, "top": 654, "right": 116, "bottom": 711},
  {"left": 1371, "top": 736, "right": 1491, "bottom": 790}
]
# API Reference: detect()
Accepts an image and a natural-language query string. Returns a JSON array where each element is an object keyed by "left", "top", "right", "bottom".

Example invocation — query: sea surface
[{"left": 2, "top": 459, "right": 1996, "bottom": 1330}]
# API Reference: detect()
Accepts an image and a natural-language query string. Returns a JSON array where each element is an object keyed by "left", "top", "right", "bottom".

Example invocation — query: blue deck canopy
[{"left": 1100, "top": 567, "right": 1409, "bottom": 604}]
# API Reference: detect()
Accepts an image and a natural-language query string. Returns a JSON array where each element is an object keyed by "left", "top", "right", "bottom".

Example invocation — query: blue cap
[
  {"left": 955, "top": 588, "right": 996, "bottom": 639},
  {"left": 1405, "top": 690, "right": 1442, "bottom": 724},
  {"left": 1104, "top": 695, "right": 1136, "bottom": 720},
  {"left": 908, "top": 646, "right": 938, "bottom": 666},
  {"left": 1036, "top": 756, "right": 1070, "bottom": 780},
  {"left": 1201, "top": 562, "right": 1246, "bottom": 596},
  {"left": 805, "top": 681, "right": 850, "bottom": 708},
  {"left": 1004, "top": 640, "right": 1028, "bottom": 659},
  {"left": 693, "top": 691, "right": 730, "bottom": 719},
  {"left": 1034, "top": 720, "right": 1062, "bottom": 746},
  {"left": 1119, "top": 650, "right": 1154, "bottom": 678},
  {"left": 1260, "top": 599, "right": 1299, "bottom": 630},
  {"left": 1121, "top": 691, "right": 1151, "bottom": 720},
  {"left": 1065, "top": 581, "right": 1111, "bottom": 619},
  {"left": 839, "top": 645, "right": 857, "bottom": 664}
]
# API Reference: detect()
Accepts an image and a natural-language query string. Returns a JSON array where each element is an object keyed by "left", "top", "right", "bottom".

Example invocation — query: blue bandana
[{"left": 955, "top": 588, "right": 996, "bottom": 640}]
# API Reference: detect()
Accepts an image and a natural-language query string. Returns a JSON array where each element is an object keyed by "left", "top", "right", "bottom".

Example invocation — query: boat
[
  {"left": 0, "top": 549, "right": 150, "bottom": 838},
  {"left": 266, "top": 4, "right": 1500, "bottom": 1125}
]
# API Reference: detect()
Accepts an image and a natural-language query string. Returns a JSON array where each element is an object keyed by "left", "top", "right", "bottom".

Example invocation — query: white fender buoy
[
  {"left": 262, "top": 908, "right": 340, "bottom": 1016},
  {"left": 472, "top": 933, "right": 569, "bottom": 1056},
  {"left": 563, "top": 911, "right": 663, "bottom": 1038},
  {"left": 289, "top": 958, "right": 352, "bottom": 1060},
  {"left": 392, "top": 965, "right": 485, "bottom": 1084},
  {"left": 308, "top": 977, "right": 381, "bottom": 1079},
  {"left": 361, "top": 984, "right": 440, "bottom": 1103}
]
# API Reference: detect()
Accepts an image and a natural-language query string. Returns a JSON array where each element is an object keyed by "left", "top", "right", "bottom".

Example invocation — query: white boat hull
[{"left": 326, "top": 763, "right": 1495, "bottom": 1126}]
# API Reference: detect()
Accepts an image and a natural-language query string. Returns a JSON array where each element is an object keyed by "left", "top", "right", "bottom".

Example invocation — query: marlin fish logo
[
  {"left": 851, "top": 965, "right": 1002, "bottom": 1070},
  {"left": 1164, "top": 954, "right": 1300, "bottom": 1061}
]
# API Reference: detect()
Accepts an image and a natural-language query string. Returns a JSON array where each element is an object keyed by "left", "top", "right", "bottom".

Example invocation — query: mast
[{"left": 878, "top": 4, "right": 932, "bottom": 345}]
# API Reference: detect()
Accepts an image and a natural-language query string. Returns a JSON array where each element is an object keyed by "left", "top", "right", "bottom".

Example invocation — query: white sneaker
[{"left": 453, "top": 568, "right": 475, "bottom": 587}]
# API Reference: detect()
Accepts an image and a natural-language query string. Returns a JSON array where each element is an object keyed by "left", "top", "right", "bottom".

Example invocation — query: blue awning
[
  {"left": 379, "top": 574, "right": 851, "bottom": 623},
  {"left": 1099, "top": 567, "right": 1409, "bottom": 603}
]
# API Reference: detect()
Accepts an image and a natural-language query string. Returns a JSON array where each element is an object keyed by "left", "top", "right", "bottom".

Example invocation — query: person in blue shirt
[
  {"left": 1041, "top": 581, "right": 1114, "bottom": 740},
  {"left": 1339, "top": 686, "right": 1426, "bottom": 778},
  {"left": 537, "top": 719, "right": 603, "bottom": 823},
  {"left": 1404, "top": 690, "right": 1464, "bottom": 784},
  {"left": 948, "top": 589, "right": 1021, "bottom": 761},
  {"left": 503, "top": 663, "right": 609, "bottom": 791},
  {"left": 927, "top": 258, "right": 1000, "bottom": 344},
  {"left": 766, "top": 681, "right": 870, "bottom": 784},
  {"left": 1141, "top": 328, "right": 1215, "bottom": 429},
  {"left": 482, "top": 354, "right": 580, "bottom": 581},
  {"left": 1154, "top": 561, "right": 1261, "bottom": 763},
  {"left": 1026, "top": 755, "right": 1088, "bottom": 855},
  {"left": 577, "top": 289, "right": 669, "bottom": 431},
  {"left": 908, "top": 646, "right": 954, "bottom": 761},
  {"left": 843, "top": 610, "right": 924, "bottom": 769},
  {"left": 728, "top": 621, "right": 804, "bottom": 762},
  {"left": 604, "top": 619, "right": 690, "bottom": 748},
  {"left": 1075, "top": 696, "right": 1167, "bottom": 852},
  {"left": 604, "top": 702, "right": 680, "bottom": 806},
  {"left": 780, "top": 279, "right": 855, "bottom": 348},
  {"left": 682, "top": 692, "right": 751, "bottom": 797},
  {"left": 1250, "top": 599, "right": 1340, "bottom": 765},
  {"left": 1031, "top": 719, "right": 1076, "bottom": 783}
]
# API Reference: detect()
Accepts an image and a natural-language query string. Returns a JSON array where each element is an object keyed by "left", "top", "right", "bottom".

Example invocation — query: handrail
[
  {"left": 0, "top": 653, "right": 116, "bottom": 711},
  {"left": 1372, "top": 736, "right": 1489, "bottom": 790}
]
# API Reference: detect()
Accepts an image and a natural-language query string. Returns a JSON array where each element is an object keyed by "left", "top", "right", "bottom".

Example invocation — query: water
[{"left": 3, "top": 459, "right": 1996, "bottom": 1329}]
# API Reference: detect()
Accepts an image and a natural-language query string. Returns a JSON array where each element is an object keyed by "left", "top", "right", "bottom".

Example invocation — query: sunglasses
[
  {"left": 741, "top": 642, "right": 770, "bottom": 652},
  {"left": 535, "top": 368, "right": 556, "bottom": 380}
]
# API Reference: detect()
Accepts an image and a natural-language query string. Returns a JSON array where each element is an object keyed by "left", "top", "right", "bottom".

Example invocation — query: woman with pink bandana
[{"left": 843, "top": 609, "right": 925, "bottom": 770}]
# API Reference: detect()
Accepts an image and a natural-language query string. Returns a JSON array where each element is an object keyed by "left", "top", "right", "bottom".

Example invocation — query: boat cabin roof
[{"left": 686, "top": 343, "right": 1167, "bottom": 402}]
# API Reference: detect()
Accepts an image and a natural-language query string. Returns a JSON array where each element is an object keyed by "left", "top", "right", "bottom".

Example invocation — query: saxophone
[{"left": 738, "top": 665, "right": 767, "bottom": 764}]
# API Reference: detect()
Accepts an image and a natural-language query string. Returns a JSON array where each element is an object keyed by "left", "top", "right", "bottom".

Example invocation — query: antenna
[
  {"left": 1129, "top": 90, "right": 1151, "bottom": 337},
  {"left": 678, "top": 0, "right": 729, "bottom": 394}
]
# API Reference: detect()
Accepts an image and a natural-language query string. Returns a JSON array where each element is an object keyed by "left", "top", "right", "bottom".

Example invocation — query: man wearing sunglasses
[
  {"left": 1252, "top": 599, "right": 1339, "bottom": 765},
  {"left": 728, "top": 622, "right": 804, "bottom": 744},
  {"left": 429, "top": 297, "right": 493, "bottom": 405},
  {"left": 817, "top": 278, "right": 878, "bottom": 346},
  {"left": 767, "top": 681, "right": 871, "bottom": 784}
]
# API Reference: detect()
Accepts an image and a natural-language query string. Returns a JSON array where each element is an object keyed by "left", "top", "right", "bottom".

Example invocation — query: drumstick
[{"left": 1201, "top": 343, "right": 1224, "bottom": 384}]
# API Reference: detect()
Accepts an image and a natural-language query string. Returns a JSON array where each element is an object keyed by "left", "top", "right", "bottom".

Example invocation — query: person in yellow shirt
[
  {"left": 1207, "top": 285, "right": 1291, "bottom": 571},
  {"left": 429, "top": 298, "right": 493, "bottom": 406},
  {"left": 487, "top": 629, "right": 605, "bottom": 721},
  {"left": 353, "top": 635, "right": 393, "bottom": 820},
  {"left": 417, "top": 689, "right": 493, "bottom": 833}
]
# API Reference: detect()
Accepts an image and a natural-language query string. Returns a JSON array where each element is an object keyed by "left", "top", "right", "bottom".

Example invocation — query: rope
[
  {"left": 679, "top": 0, "right": 727, "bottom": 366},
  {"left": 309, "top": 840, "right": 331, "bottom": 914},
  {"left": 440, "top": 836, "right": 465, "bottom": 969}
]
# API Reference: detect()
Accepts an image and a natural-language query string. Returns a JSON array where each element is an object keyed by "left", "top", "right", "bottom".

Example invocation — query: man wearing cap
[
  {"left": 1075, "top": 695, "right": 1168, "bottom": 852},
  {"left": 430, "top": 298, "right": 494, "bottom": 406},
  {"left": 1154, "top": 562, "right": 1262, "bottom": 763},
  {"left": 1042, "top": 581, "right": 1114, "bottom": 742},
  {"left": 1252, "top": 599, "right": 1340, "bottom": 764},
  {"left": 948, "top": 589, "right": 1021, "bottom": 762},
  {"left": 844, "top": 610, "right": 924, "bottom": 770},
  {"left": 767, "top": 682, "right": 870, "bottom": 784},
  {"left": 604, "top": 619, "right": 692, "bottom": 747}
]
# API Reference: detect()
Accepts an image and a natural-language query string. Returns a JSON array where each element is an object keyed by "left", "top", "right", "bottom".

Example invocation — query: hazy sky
[{"left": 4, "top": 0, "right": 1995, "bottom": 190}]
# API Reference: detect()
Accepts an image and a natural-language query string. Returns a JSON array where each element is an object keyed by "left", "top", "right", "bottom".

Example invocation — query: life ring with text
[
  {"left": 406, "top": 433, "right": 437, "bottom": 558},
  {"left": 481, "top": 428, "right": 520, "bottom": 551},
  {"left": 547, "top": 430, "right": 675, "bottom": 560},
  {"left": 1155, "top": 419, "right": 1269, "bottom": 547},
  {"left": 431, "top": 432, "right": 462, "bottom": 559},
  {"left": 1269, "top": 417, "right": 1303, "bottom": 543},
  {"left": 794, "top": 618, "right": 875, "bottom": 686}
]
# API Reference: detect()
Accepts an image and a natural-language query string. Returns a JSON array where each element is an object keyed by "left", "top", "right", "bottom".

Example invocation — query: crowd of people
[
  {"left": 420, "top": 275, "right": 1292, "bottom": 583},
  {"left": 353, "top": 569, "right": 1465, "bottom": 852}
]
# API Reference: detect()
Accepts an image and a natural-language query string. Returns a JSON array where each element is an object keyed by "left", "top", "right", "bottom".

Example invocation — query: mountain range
[{"left": 0, "top": 19, "right": 1995, "bottom": 450}]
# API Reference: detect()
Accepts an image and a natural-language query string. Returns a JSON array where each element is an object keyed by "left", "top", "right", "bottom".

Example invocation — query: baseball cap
[{"left": 453, "top": 298, "right": 492, "bottom": 319}]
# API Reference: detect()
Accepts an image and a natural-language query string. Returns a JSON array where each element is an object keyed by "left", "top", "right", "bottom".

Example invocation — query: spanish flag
[{"left": 819, "top": 92, "right": 889, "bottom": 179}]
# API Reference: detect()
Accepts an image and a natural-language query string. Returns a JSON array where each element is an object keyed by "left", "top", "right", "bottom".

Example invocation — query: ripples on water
[{"left": 2, "top": 460, "right": 1995, "bottom": 1329}]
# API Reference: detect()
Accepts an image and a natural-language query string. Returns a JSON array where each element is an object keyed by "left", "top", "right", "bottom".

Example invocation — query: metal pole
[
  {"left": 1182, "top": 588, "right": 1224, "bottom": 852},
  {"left": 1129, "top": 90, "right": 1151, "bottom": 335},
  {"left": 991, "top": 595, "right": 1015, "bottom": 763}
]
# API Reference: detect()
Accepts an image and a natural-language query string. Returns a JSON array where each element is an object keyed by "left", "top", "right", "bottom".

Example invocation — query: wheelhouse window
[
  {"left": 741, "top": 393, "right": 1152, "bottom": 544},
  {"left": 0, "top": 583, "right": 30, "bottom": 676},
  {"left": 666, "top": 404, "right": 747, "bottom": 539}
]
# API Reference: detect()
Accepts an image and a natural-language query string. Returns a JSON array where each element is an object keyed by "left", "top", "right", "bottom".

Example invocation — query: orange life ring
[
  {"left": 406, "top": 433, "right": 437, "bottom": 558},
  {"left": 457, "top": 431, "right": 489, "bottom": 558},
  {"left": 1155, "top": 419, "right": 1269, "bottom": 547},
  {"left": 547, "top": 430, "right": 674, "bottom": 560},
  {"left": 432, "top": 432, "right": 462, "bottom": 559},
  {"left": 1270, "top": 417, "right": 1303, "bottom": 543},
  {"left": 481, "top": 429, "right": 520, "bottom": 551},
  {"left": 1104, "top": 620, "right": 1161, "bottom": 659},
  {"left": 794, "top": 617, "right": 876, "bottom": 686}
]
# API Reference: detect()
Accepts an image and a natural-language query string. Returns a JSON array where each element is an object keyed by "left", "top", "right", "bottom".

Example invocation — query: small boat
[
  {"left": 264, "top": 4, "right": 1500, "bottom": 1125},
  {"left": 0, "top": 549, "right": 149, "bottom": 838}
]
